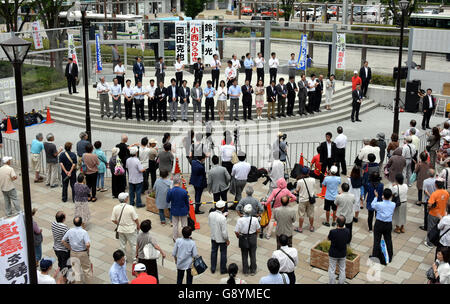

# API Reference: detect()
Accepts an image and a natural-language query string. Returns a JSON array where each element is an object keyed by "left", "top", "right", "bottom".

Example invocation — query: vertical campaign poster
[
  {"left": 189, "top": 21, "right": 202, "bottom": 64},
  {"left": 336, "top": 33, "right": 346, "bottom": 69},
  {"left": 202, "top": 21, "right": 216, "bottom": 65},
  {"left": 175, "top": 21, "right": 188, "bottom": 65},
  {"left": 136, "top": 20, "right": 145, "bottom": 52},
  {"left": 95, "top": 33, "right": 103, "bottom": 72},
  {"left": 67, "top": 34, "right": 78, "bottom": 64},
  {"left": 31, "top": 21, "right": 43, "bottom": 50},
  {"left": 296, "top": 34, "right": 308, "bottom": 70},
  {"left": 0, "top": 213, "right": 30, "bottom": 284}
]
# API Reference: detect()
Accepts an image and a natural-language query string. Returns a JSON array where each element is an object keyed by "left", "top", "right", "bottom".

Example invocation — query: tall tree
[
  {"left": 381, "top": 0, "right": 420, "bottom": 26},
  {"left": 0, "top": 0, "right": 30, "bottom": 32},
  {"left": 280, "top": 0, "right": 295, "bottom": 22},
  {"left": 184, "top": 0, "right": 212, "bottom": 19}
]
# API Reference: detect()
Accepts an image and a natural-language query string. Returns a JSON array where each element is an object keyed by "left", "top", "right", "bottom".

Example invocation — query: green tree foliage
[
  {"left": 280, "top": 0, "right": 295, "bottom": 22},
  {"left": 0, "top": 0, "right": 30, "bottom": 32},
  {"left": 184, "top": 0, "right": 211, "bottom": 19},
  {"left": 380, "top": 0, "right": 421, "bottom": 26}
]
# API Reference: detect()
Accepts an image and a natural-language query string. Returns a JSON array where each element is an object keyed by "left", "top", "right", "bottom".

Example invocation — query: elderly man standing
[
  {"left": 44, "top": 133, "right": 62, "bottom": 188},
  {"left": 111, "top": 192, "right": 140, "bottom": 263},
  {"left": 97, "top": 76, "right": 111, "bottom": 119},
  {"left": 230, "top": 152, "right": 251, "bottom": 210},
  {"left": 273, "top": 196, "right": 297, "bottom": 249},
  {"left": 76, "top": 132, "right": 89, "bottom": 169},
  {"left": 30, "top": 133, "right": 44, "bottom": 183},
  {"left": 0, "top": 156, "right": 20, "bottom": 216},
  {"left": 402, "top": 136, "right": 416, "bottom": 187},
  {"left": 167, "top": 175, "right": 190, "bottom": 241},
  {"left": 208, "top": 200, "right": 229, "bottom": 275},
  {"left": 207, "top": 155, "right": 231, "bottom": 210},
  {"left": 236, "top": 186, "right": 264, "bottom": 217},
  {"left": 62, "top": 216, "right": 92, "bottom": 284},
  {"left": 126, "top": 146, "right": 146, "bottom": 208},
  {"left": 51, "top": 211, "right": 69, "bottom": 270},
  {"left": 235, "top": 204, "right": 260, "bottom": 276},
  {"left": 272, "top": 234, "right": 298, "bottom": 284}
]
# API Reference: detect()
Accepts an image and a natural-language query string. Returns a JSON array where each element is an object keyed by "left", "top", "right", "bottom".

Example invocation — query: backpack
[{"left": 247, "top": 166, "right": 260, "bottom": 182}]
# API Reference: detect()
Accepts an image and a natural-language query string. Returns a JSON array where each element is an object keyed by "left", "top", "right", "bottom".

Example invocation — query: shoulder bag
[
  {"left": 239, "top": 216, "right": 253, "bottom": 249},
  {"left": 64, "top": 152, "right": 74, "bottom": 181},
  {"left": 191, "top": 255, "right": 208, "bottom": 276},
  {"left": 303, "top": 178, "right": 316, "bottom": 204},
  {"left": 271, "top": 188, "right": 284, "bottom": 209},
  {"left": 280, "top": 248, "right": 297, "bottom": 267},
  {"left": 393, "top": 185, "right": 401, "bottom": 208},
  {"left": 427, "top": 226, "right": 450, "bottom": 247},
  {"left": 114, "top": 204, "right": 127, "bottom": 239},
  {"left": 114, "top": 157, "right": 125, "bottom": 176},
  {"left": 143, "top": 235, "right": 160, "bottom": 260}
]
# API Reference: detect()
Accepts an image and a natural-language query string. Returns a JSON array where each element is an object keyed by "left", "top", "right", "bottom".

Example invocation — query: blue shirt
[
  {"left": 61, "top": 226, "right": 90, "bottom": 252},
  {"left": 109, "top": 262, "right": 128, "bottom": 284},
  {"left": 228, "top": 85, "right": 241, "bottom": 98},
  {"left": 166, "top": 186, "right": 190, "bottom": 216},
  {"left": 172, "top": 238, "right": 198, "bottom": 270},
  {"left": 371, "top": 198, "right": 396, "bottom": 222},
  {"left": 204, "top": 87, "right": 215, "bottom": 98},
  {"left": 244, "top": 58, "right": 254, "bottom": 69},
  {"left": 259, "top": 273, "right": 290, "bottom": 284},
  {"left": 31, "top": 139, "right": 44, "bottom": 154},
  {"left": 323, "top": 176, "right": 341, "bottom": 201}
]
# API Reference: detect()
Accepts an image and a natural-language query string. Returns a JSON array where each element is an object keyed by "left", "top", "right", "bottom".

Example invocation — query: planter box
[
  {"left": 146, "top": 196, "right": 170, "bottom": 218},
  {"left": 310, "top": 241, "right": 360, "bottom": 279}
]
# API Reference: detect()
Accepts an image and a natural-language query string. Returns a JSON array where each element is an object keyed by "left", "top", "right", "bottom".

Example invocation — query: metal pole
[
  {"left": 330, "top": 23, "right": 337, "bottom": 76},
  {"left": 393, "top": 10, "right": 405, "bottom": 135},
  {"left": 263, "top": 20, "right": 271, "bottom": 74},
  {"left": 82, "top": 10, "right": 92, "bottom": 142},
  {"left": 13, "top": 61, "right": 37, "bottom": 284},
  {"left": 406, "top": 28, "right": 413, "bottom": 82}
]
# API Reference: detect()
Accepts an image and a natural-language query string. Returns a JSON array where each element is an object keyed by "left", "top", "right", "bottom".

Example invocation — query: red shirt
[
  {"left": 131, "top": 273, "right": 158, "bottom": 284},
  {"left": 352, "top": 76, "right": 362, "bottom": 91},
  {"left": 311, "top": 154, "right": 321, "bottom": 175}
]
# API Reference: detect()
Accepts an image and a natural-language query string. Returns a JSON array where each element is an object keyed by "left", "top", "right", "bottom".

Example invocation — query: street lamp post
[
  {"left": 393, "top": 0, "right": 410, "bottom": 135},
  {"left": 81, "top": 7, "right": 92, "bottom": 143},
  {"left": 0, "top": 36, "right": 37, "bottom": 284}
]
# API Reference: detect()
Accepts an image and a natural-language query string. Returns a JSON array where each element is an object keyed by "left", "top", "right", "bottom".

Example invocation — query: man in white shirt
[
  {"left": 220, "top": 134, "right": 235, "bottom": 174},
  {"left": 271, "top": 234, "right": 298, "bottom": 284},
  {"left": 114, "top": 61, "right": 126, "bottom": 88},
  {"left": 268, "top": 52, "right": 279, "bottom": 84},
  {"left": 231, "top": 54, "right": 241, "bottom": 82},
  {"left": 110, "top": 77, "right": 122, "bottom": 119},
  {"left": 208, "top": 200, "right": 229, "bottom": 274},
  {"left": 146, "top": 79, "right": 157, "bottom": 121},
  {"left": 307, "top": 74, "right": 317, "bottom": 114},
  {"left": 225, "top": 60, "right": 237, "bottom": 92},
  {"left": 97, "top": 76, "right": 111, "bottom": 119},
  {"left": 335, "top": 126, "right": 348, "bottom": 175},
  {"left": 174, "top": 56, "right": 184, "bottom": 87},
  {"left": 268, "top": 151, "right": 284, "bottom": 193},
  {"left": 254, "top": 52, "right": 265, "bottom": 83},
  {"left": 211, "top": 54, "right": 221, "bottom": 90},
  {"left": 235, "top": 204, "right": 261, "bottom": 275},
  {"left": 122, "top": 79, "right": 134, "bottom": 120},
  {"left": 403, "top": 119, "right": 420, "bottom": 137},
  {"left": 358, "top": 138, "right": 376, "bottom": 164},
  {"left": 294, "top": 167, "right": 317, "bottom": 233},
  {"left": 421, "top": 88, "right": 435, "bottom": 130},
  {"left": 0, "top": 156, "right": 20, "bottom": 216},
  {"left": 402, "top": 136, "right": 417, "bottom": 186},
  {"left": 37, "top": 258, "right": 62, "bottom": 284},
  {"left": 132, "top": 81, "right": 146, "bottom": 121},
  {"left": 230, "top": 152, "right": 251, "bottom": 209}
]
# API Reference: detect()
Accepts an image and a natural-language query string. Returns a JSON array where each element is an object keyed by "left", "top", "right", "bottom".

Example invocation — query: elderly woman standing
[
  {"left": 325, "top": 74, "right": 335, "bottom": 111},
  {"left": 153, "top": 170, "right": 173, "bottom": 225},
  {"left": 386, "top": 133, "right": 399, "bottom": 160},
  {"left": 386, "top": 147, "right": 406, "bottom": 184},
  {"left": 427, "top": 127, "right": 441, "bottom": 169},
  {"left": 390, "top": 173, "right": 409, "bottom": 233},
  {"left": 82, "top": 143, "right": 99, "bottom": 202},
  {"left": 414, "top": 152, "right": 430, "bottom": 206},
  {"left": 74, "top": 174, "right": 91, "bottom": 228},
  {"left": 109, "top": 147, "right": 126, "bottom": 198}
]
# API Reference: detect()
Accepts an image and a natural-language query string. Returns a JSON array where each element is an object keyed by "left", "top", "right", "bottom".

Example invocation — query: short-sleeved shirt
[
  {"left": 172, "top": 238, "right": 198, "bottom": 270},
  {"left": 126, "top": 156, "right": 144, "bottom": 184},
  {"left": 131, "top": 273, "right": 158, "bottom": 284},
  {"left": 328, "top": 228, "right": 351, "bottom": 258},
  {"left": 273, "top": 206, "right": 297, "bottom": 236},
  {"left": 296, "top": 177, "right": 316, "bottom": 202},
  {"left": 123, "top": 86, "right": 134, "bottom": 97},
  {"left": 31, "top": 139, "right": 44, "bottom": 154},
  {"left": 428, "top": 189, "right": 449, "bottom": 218},
  {"left": 259, "top": 273, "right": 290, "bottom": 284},
  {"left": 423, "top": 178, "right": 436, "bottom": 202},
  {"left": 136, "top": 231, "right": 158, "bottom": 259},
  {"left": 335, "top": 193, "right": 355, "bottom": 224},
  {"left": 0, "top": 165, "right": 16, "bottom": 192},
  {"left": 220, "top": 145, "right": 235, "bottom": 162},
  {"left": 59, "top": 151, "right": 77, "bottom": 172},
  {"left": 111, "top": 203, "right": 138, "bottom": 234},
  {"left": 44, "top": 142, "right": 58, "bottom": 164},
  {"left": 62, "top": 227, "right": 90, "bottom": 252},
  {"left": 311, "top": 154, "right": 321, "bottom": 175},
  {"left": 37, "top": 271, "right": 56, "bottom": 284},
  {"left": 228, "top": 85, "right": 241, "bottom": 98},
  {"left": 235, "top": 216, "right": 261, "bottom": 235},
  {"left": 204, "top": 87, "right": 215, "bottom": 98},
  {"left": 109, "top": 262, "right": 128, "bottom": 284},
  {"left": 51, "top": 221, "right": 69, "bottom": 252},
  {"left": 110, "top": 84, "right": 122, "bottom": 96},
  {"left": 323, "top": 176, "right": 341, "bottom": 201}
]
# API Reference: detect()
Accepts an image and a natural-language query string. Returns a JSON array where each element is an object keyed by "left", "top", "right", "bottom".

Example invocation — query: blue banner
[
  {"left": 296, "top": 34, "right": 307, "bottom": 70},
  {"left": 95, "top": 34, "right": 102, "bottom": 71}
]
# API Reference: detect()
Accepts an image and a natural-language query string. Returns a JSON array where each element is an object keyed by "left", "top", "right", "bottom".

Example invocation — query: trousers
[
  {"left": 62, "top": 172, "right": 76, "bottom": 202},
  {"left": 242, "top": 99, "right": 252, "bottom": 120},
  {"left": 328, "top": 257, "right": 346, "bottom": 284},
  {"left": 129, "top": 182, "right": 143, "bottom": 207},
  {"left": 135, "top": 99, "right": 145, "bottom": 120},
  {"left": 336, "top": 148, "right": 347, "bottom": 175},
  {"left": 267, "top": 101, "right": 275, "bottom": 118},
  {"left": 2, "top": 189, "right": 20, "bottom": 216},
  {"left": 99, "top": 94, "right": 110, "bottom": 117},
  {"left": 205, "top": 98, "right": 215, "bottom": 121},
  {"left": 351, "top": 101, "right": 361, "bottom": 120},
  {"left": 229, "top": 98, "right": 239, "bottom": 120},
  {"left": 241, "top": 244, "right": 257, "bottom": 274},
  {"left": 46, "top": 163, "right": 59, "bottom": 186},
  {"left": 158, "top": 100, "right": 167, "bottom": 121},
  {"left": 70, "top": 250, "right": 92, "bottom": 283},
  {"left": 177, "top": 269, "right": 193, "bottom": 284},
  {"left": 118, "top": 232, "right": 137, "bottom": 263},
  {"left": 112, "top": 96, "right": 122, "bottom": 118},
  {"left": 269, "top": 68, "right": 277, "bottom": 84},
  {"left": 172, "top": 215, "right": 188, "bottom": 240},
  {"left": 211, "top": 240, "right": 227, "bottom": 273},
  {"left": 175, "top": 71, "right": 183, "bottom": 87},
  {"left": 125, "top": 97, "right": 133, "bottom": 119},
  {"left": 148, "top": 98, "right": 157, "bottom": 120},
  {"left": 256, "top": 68, "right": 264, "bottom": 82},
  {"left": 169, "top": 101, "right": 178, "bottom": 120},
  {"left": 180, "top": 102, "right": 188, "bottom": 120},
  {"left": 67, "top": 75, "right": 77, "bottom": 94},
  {"left": 277, "top": 98, "right": 286, "bottom": 116},
  {"left": 211, "top": 70, "right": 220, "bottom": 90},
  {"left": 372, "top": 219, "right": 393, "bottom": 265}
]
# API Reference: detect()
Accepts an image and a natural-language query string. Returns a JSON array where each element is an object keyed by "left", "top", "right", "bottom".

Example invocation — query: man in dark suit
[
  {"left": 351, "top": 84, "right": 363, "bottom": 122},
  {"left": 314, "top": 74, "right": 324, "bottom": 112},
  {"left": 286, "top": 76, "right": 298, "bottom": 116},
  {"left": 155, "top": 57, "right": 165, "bottom": 85},
  {"left": 241, "top": 79, "right": 253, "bottom": 121},
  {"left": 421, "top": 88, "right": 435, "bottom": 130},
  {"left": 266, "top": 80, "right": 277, "bottom": 120},
  {"left": 133, "top": 56, "right": 145, "bottom": 85},
  {"left": 166, "top": 78, "right": 179, "bottom": 122},
  {"left": 155, "top": 81, "right": 167, "bottom": 122},
  {"left": 178, "top": 80, "right": 190, "bottom": 122},
  {"left": 319, "top": 132, "right": 337, "bottom": 175},
  {"left": 359, "top": 60, "right": 372, "bottom": 98},
  {"left": 297, "top": 74, "right": 308, "bottom": 116},
  {"left": 276, "top": 78, "right": 287, "bottom": 117},
  {"left": 193, "top": 58, "right": 204, "bottom": 86},
  {"left": 65, "top": 58, "right": 78, "bottom": 94}
]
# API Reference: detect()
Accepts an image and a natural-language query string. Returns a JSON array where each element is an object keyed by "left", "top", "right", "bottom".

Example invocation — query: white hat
[
  {"left": 216, "top": 200, "right": 226, "bottom": 209},
  {"left": 149, "top": 138, "right": 157, "bottom": 144},
  {"left": 330, "top": 166, "right": 338, "bottom": 174},
  {"left": 444, "top": 136, "right": 450, "bottom": 142},
  {"left": 243, "top": 204, "right": 253, "bottom": 214},
  {"left": 2, "top": 156, "right": 12, "bottom": 164},
  {"left": 129, "top": 146, "right": 139, "bottom": 155},
  {"left": 134, "top": 263, "right": 146, "bottom": 272},
  {"left": 353, "top": 70, "right": 358, "bottom": 74},
  {"left": 118, "top": 192, "right": 129, "bottom": 201}
]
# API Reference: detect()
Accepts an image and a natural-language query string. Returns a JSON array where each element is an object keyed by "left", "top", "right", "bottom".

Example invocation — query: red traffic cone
[
  {"left": 317, "top": 172, "right": 327, "bottom": 198},
  {"left": 174, "top": 157, "right": 181, "bottom": 174},
  {"left": 189, "top": 200, "right": 200, "bottom": 230},
  {"left": 299, "top": 153, "right": 304, "bottom": 166},
  {"left": 5, "top": 116, "right": 16, "bottom": 134},
  {"left": 44, "top": 107, "right": 54, "bottom": 124}
]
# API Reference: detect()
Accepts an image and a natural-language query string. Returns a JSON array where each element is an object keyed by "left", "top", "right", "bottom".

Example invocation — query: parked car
[
  {"left": 261, "top": 8, "right": 284, "bottom": 17},
  {"left": 241, "top": 6, "right": 253, "bottom": 15}
]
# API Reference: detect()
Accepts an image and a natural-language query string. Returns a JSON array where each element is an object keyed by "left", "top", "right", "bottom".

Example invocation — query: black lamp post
[
  {"left": 393, "top": 0, "right": 410, "bottom": 135},
  {"left": 0, "top": 36, "right": 37, "bottom": 284}
]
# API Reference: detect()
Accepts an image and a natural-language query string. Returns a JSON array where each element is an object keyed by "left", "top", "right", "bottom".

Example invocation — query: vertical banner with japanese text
[
  {"left": 136, "top": 20, "right": 145, "bottom": 52},
  {"left": 0, "top": 213, "right": 29, "bottom": 284},
  {"left": 336, "top": 33, "right": 346, "bottom": 69},
  {"left": 175, "top": 21, "right": 188, "bottom": 65},
  {"left": 296, "top": 34, "right": 308, "bottom": 70},
  {"left": 95, "top": 34, "right": 103, "bottom": 72},
  {"left": 189, "top": 21, "right": 202, "bottom": 64},
  {"left": 202, "top": 21, "right": 216, "bottom": 65},
  {"left": 67, "top": 34, "right": 78, "bottom": 64},
  {"left": 31, "top": 21, "right": 43, "bottom": 50}
]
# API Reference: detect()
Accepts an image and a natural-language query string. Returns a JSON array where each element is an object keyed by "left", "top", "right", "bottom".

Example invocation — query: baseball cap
[
  {"left": 444, "top": 136, "right": 450, "bottom": 142},
  {"left": 134, "top": 263, "right": 146, "bottom": 272},
  {"left": 243, "top": 204, "right": 253, "bottom": 214},
  {"left": 118, "top": 192, "right": 129, "bottom": 201},
  {"left": 149, "top": 138, "right": 157, "bottom": 144},
  {"left": 330, "top": 166, "right": 338, "bottom": 174},
  {"left": 40, "top": 257, "right": 55, "bottom": 271},
  {"left": 129, "top": 146, "right": 139, "bottom": 155},
  {"left": 2, "top": 156, "right": 12, "bottom": 164},
  {"left": 216, "top": 200, "right": 226, "bottom": 209},
  {"left": 353, "top": 70, "right": 358, "bottom": 74}
]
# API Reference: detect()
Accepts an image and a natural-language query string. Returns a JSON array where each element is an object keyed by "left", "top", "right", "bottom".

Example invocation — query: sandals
[
  {"left": 294, "top": 227, "right": 303, "bottom": 233},
  {"left": 91, "top": 197, "right": 97, "bottom": 202}
]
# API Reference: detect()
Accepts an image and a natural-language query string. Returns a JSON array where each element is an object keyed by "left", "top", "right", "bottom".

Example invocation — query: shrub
[{"left": 315, "top": 240, "right": 357, "bottom": 261}]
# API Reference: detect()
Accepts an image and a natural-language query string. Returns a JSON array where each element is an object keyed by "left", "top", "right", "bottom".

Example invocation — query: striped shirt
[{"left": 51, "top": 222, "right": 69, "bottom": 252}]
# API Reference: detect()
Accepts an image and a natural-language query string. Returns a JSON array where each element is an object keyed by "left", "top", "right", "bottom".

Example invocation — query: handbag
[
  {"left": 191, "top": 256, "right": 208, "bottom": 276},
  {"left": 114, "top": 204, "right": 127, "bottom": 239},
  {"left": 239, "top": 216, "right": 253, "bottom": 249},
  {"left": 303, "top": 178, "right": 316, "bottom": 204},
  {"left": 114, "top": 158, "right": 125, "bottom": 176},
  {"left": 143, "top": 240, "right": 160, "bottom": 260},
  {"left": 231, "top": 152, "right": 239, "bottom": 165},
  {"left": 409, "top": 172, "right": 417, "bottom": 184},
  {"left": 260, "top": 206, "right": 270, "bottom": 228},
  {"left": 427, "top": 225, "right": 450, "bottom": 247},
  {"left": 393, "top": 185, "right": 401, "bottom": 208}
]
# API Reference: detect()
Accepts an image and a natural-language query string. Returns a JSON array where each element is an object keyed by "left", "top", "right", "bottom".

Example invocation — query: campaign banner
[
  {"left": 31, "top": 21, "right": 43, "bottom": 50},
  {"left": 67, "top": 34, "right": 78, "bottom": 64},
  {"left": 175, "top": 21, "right": 188, "bottom": 65},
  {"left": 0, "top": 212, "right": 30, "bottom": 284},
  {"left": 136, "top": 20, "right": 144, "bottom": 52},
  {"left": 296, "top": 34, "right": 307, "bottom": 70},
  {"left": 202, "top": 21, "right": 216, "bottom": 65},
  {"left": 95, "top": 33, "right": 102, "bottom": 72},
  {"left": 336, "top": 33, "right": 346, "bottom": 69},
  {"left": 189, "top": 21, "right": 202, "bottom": 64}
]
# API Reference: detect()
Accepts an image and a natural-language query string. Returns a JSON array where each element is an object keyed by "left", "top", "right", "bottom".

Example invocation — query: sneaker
[
  {"left": 353, "top": 217, "right": 358, "bottom": 223},
  {"left": 265, "top": 235, "right": 271, "bottom": 240},
  {"left": 423, "top": 241, "right": 433, "bottom": 248},
  {"left": 419, "top": 226, "right": 427, "bottom": 231},
  {"left": 331, "top": 222, "right": 337, "bottom": 227},
  {"left": 322, "top": 221, "right": 330, "bottom": 227}
]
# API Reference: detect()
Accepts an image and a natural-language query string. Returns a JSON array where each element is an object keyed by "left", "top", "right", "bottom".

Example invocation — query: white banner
[
  {"left": 189, "top": 21, "right": 202, "bottom": 64},
  {"left": 136, "top": 20, "right": 144, "bottom": 52},
  {"left": 175, "top": 21, "right": 188, "bottom": 65},
  {"left": 31, "top": 21, "right": 43, "bottom": 50},
  {"left": 202, "top": 21, "right": 216, "bottom": 65},
  {"left": 0, "top": 213, "right": 30, "bottom": 284},
  {"left": 68, "top": 34, "right": 78, "bottom": 64},
  {"left": 336, "top": 33, "right": 346, "bottom": 69}
]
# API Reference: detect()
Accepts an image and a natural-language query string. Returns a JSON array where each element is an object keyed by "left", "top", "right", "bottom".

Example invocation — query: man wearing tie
[
  {"left": 211, "top": 54, "right": 221, "bottom": 90},
  {"left": 155, "top": 57, "right": 165, "bottom": 85},
  {"left": 193, "top": 58, "right": 204, "bottom": 86},
  {"left": 65, "top": 58, "right": 78, "bottom": 95},
  {"left": 167, "top": 78, "right": 179, "bottom": 122},
  {"left": 286, "top": 76, "right": 298, "bottom": 117},
  {"left": 359, "top": 61, "right": 372, "bottom": 98},
  {"left": 276, "top": 78, "right": 287, "bottom": 117},
  {"left": 204, "top": 80, "right": 216, "bottom": 122},
  {"left": 133, "top": 56, "right": 145, "bottom": 85},
  {"left": 178, "top": 80, "right": 190, "bottom": 122},
  {"left": 421, "top": 88, "right": 435, "bottom": 130},
  {"left": 241, "top": 79, "right": 253, "bottom": 121},
  {"left": 132, "top": 81, "right": 146, "bottom": 121},
  {"left": 351, "top": 84, "right": 363, "bottom": 122},
  {"left": 155, "top": 81, "right": 167, "bottom": 122},
  {"left": 297, "top": 74, "right": 308, "bottom": 116},
  {"left": 254, "top": 52, "right": 265, "bottom": 83},
  {"left": 266, "top": 80, "right": 277, "bottom": 120},
  {"left": 244, "top": 53, "right": 254, "bottom": 84},
  {"left": 190, "top": 81, "right": 203, "bottom": 123}
]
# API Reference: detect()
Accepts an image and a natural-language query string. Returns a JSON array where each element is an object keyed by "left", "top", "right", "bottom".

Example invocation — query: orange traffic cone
[
  {"left": 299, "top": 153, "right": 304, "bottom": 166},
  {"left": 317, "top": 172, "right": 327, "bottom": 198},
  {"left": 44, "top": 107, "right": 54, "bottom": 124},
  {"left": 174, "top": 157, "right": 181, "bottom": 174},
  {"left": 180, "top": 174, "right": 200, "bottom": 230},
  {"left": 5, "top": 116, "right": 16, "bottom": 134}
]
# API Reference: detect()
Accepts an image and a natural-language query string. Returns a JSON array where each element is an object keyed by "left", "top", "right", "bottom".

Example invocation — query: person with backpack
[{"left": 271, "top": 234, "right": 298, "bottom": 284}]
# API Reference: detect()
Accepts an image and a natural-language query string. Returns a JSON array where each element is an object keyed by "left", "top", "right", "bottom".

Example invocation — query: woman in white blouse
[
  {"left": 217, "top": 80, "right": 227, "bottom": 121},
  {"left": 390, "top": 173, "right": 408, "bottom": 233},
  {"left": 432, "top": 247, "right": 450, "bottom": 284}
]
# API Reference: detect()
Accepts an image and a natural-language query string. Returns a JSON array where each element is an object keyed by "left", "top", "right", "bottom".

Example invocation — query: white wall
[{"left": 409, "top": 69, "right": 450, "bottom": 95}]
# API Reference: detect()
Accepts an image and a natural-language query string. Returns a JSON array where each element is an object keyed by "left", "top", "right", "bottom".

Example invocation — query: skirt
[
  {"left": 111, "top": 174, "right": 127, "bottom": 198},
  {"left": 393, "top": 202, "right": 407, "bottom": 226},
  {"left": 138, "top": 258, "right": 159, "bottom": 282},
  {"left": 74, "top": 201, "right": 91, "bottom": 224},
  {"left": 255, "top": 96, "right": 264, "bottom": 109},
  {"left": 349, "top": 187, "right": 361, "bottom": 212},
  {"left": 217, "top": 100, "right": 227, "bottom": 113}
]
